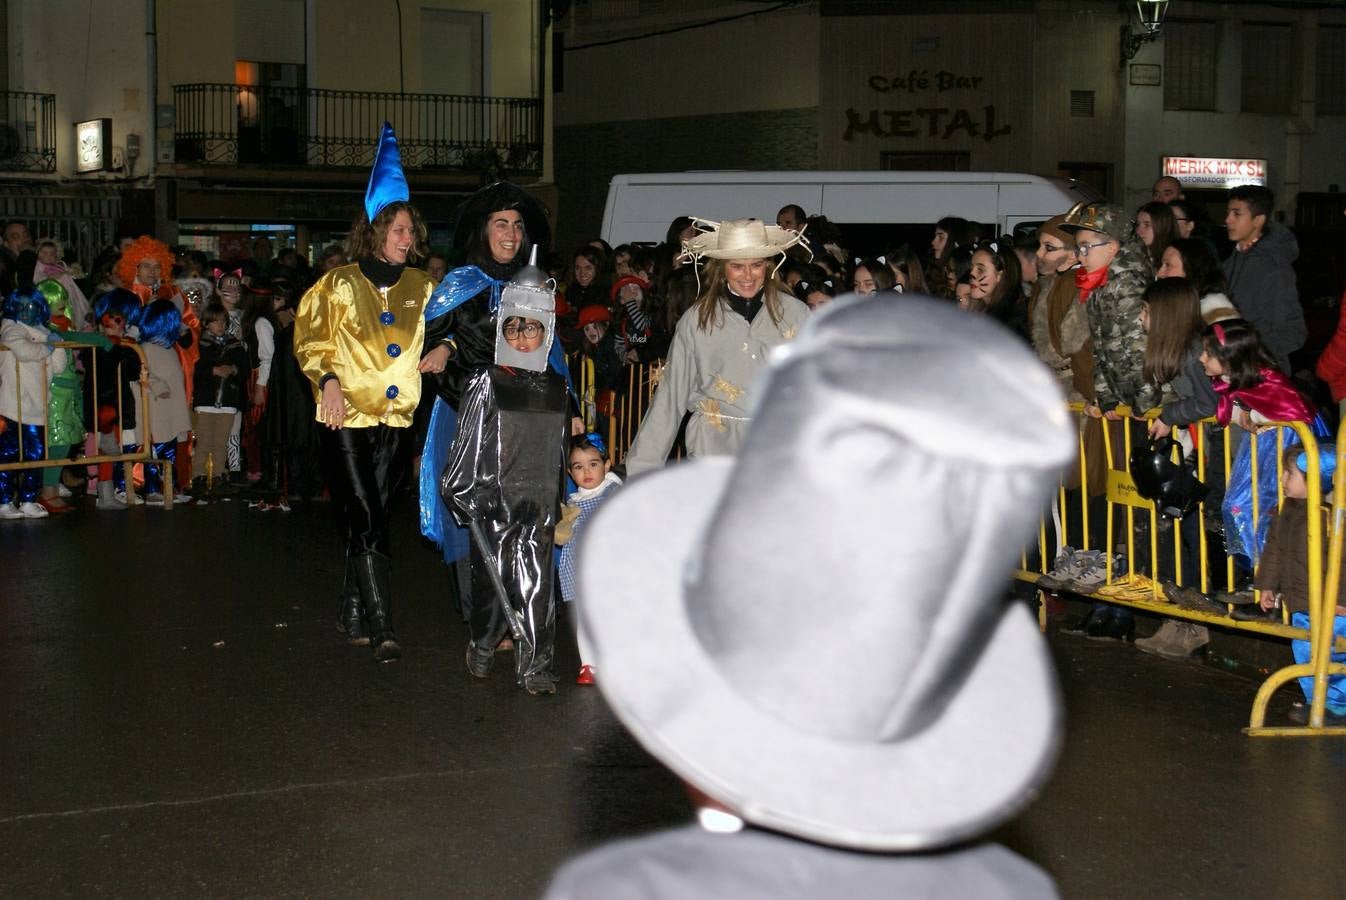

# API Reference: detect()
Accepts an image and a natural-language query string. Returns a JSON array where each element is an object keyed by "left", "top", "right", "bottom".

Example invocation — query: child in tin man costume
[{"left": 440, "top": 249, "right": 570, "bottom": 695}]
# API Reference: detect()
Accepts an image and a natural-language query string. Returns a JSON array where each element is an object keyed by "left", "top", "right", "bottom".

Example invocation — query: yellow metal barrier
[
  {"left": 568, "top": 353, "right": 598, "bottom": 433},
  {"left": 1018, "top": 403, "right": 1346, "bottom": 736},
  {"left": 0, "top": 340, "right": 158, "bottom": 505},
  {"left": 610, "top": 360, "right": 664, "bottom": 465},
  {"left": 1245, "top": 425, "right": 1346, "bottom": 736},
  {"left": 565, "top": 353, "right": 666, "bottom": 465}
]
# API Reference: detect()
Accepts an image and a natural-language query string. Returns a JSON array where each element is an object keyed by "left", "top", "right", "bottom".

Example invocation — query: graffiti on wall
[{"left": 844, "top": 70, "right": 1011, "bottom": 143}]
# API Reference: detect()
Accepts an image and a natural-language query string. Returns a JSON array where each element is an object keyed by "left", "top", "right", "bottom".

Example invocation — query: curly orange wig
[{"left": 114, "top": 236, "right": 176, "bottom": 292}]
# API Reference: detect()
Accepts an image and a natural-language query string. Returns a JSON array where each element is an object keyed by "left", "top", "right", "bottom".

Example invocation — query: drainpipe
[
  {"left": 536, "top": 0, "right": 547, "bottom": 183},
  {"left": 146, "top": 0, "right": 157, "bottom": 181}
]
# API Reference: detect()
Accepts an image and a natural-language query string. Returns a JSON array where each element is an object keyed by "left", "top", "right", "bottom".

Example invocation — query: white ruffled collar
[{"left": 569, "top": 470, "right": 622, "bottom": 502}]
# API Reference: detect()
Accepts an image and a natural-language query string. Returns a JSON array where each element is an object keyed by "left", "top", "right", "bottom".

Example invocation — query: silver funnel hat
[{"left": 495, "top": 246, "right": 556, "bottom": 372}]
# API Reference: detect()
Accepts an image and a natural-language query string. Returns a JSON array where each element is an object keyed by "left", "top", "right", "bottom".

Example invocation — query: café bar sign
[{"left": 1162, "top": 156, "right": 1268, "bottom": 188}]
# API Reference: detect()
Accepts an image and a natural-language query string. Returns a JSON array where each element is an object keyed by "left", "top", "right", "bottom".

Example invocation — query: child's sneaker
[
  {"left": 1048, "top": 549, "right": 1100, "bottom": 592},
  {"left": 115, "top": 490, "right": 145, "bottom": 506},
  {"left": 1064, "top": 553, "right": 1124, "bottom": 594},
  {"left": 1035, "top": 546, "right": 1078, "bottom": 591},
  {"left": 144, "top": 492, "right": 165, "bottom": 506},
  {"left": 576, "top": 665, "right": 596, "bottom": 685},
  {"left": 17, "top": 501, "right": 49, "bottom": 519},
  {"left": 1096, "top": 573, "right": 1160, "bottom": 601},
  {"left": 0, "top": 503, "right": 23, "bottom": 520}
]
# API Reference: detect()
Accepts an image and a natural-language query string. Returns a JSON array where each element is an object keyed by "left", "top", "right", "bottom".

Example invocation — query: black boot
[
  {"left": 353, "top": 552, "right": 401, "bottom": 663},
  {"left": 259, "top": 450, "right": 282, "bottom": 494},
  {"left": 335, "top": 556, "right": 369, "bottom": 646}
]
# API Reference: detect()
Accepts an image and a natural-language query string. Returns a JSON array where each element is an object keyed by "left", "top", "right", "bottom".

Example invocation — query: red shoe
[
  {"left": 38, "top": 497, "right": 72, "bottom": 514},
  {"left": 575, "top": 665, "right": 596, "bottom": 685}
]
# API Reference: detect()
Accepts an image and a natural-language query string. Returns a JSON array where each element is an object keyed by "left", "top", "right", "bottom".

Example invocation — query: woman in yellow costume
[{"left": 295, "top": 123, "right": 452, "bottom": 664}]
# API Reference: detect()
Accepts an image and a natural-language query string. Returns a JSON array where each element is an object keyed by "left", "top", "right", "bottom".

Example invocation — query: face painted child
[{"left": 582, "top": 319, "right": 608, "bottom": 345}]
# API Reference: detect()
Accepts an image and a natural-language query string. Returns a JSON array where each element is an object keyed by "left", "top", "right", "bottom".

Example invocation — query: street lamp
[{"left": 1121, "top": 0, "right": 1170, "bottom": 62}]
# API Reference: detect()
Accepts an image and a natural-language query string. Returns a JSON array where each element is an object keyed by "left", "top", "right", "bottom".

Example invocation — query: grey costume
[
  {"left": 544, "top": 825, "right": 1058, "bottom": 900},
  {"left": 442, "top": 366, "right": 568, "bottom": 685},
  {"left": 624, "top": 294, "right": 811, "bottom": 476}
]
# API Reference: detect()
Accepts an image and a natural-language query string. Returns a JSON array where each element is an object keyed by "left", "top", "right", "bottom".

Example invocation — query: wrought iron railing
[
  {"left": 0, "top": 92, "right": 57, "bottom": 173},
  {"left": 173, "top": 84, "right": 541, "bottom": 175}
]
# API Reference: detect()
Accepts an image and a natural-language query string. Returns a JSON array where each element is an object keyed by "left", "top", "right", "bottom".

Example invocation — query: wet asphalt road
[{"left": 1, "top": 496, "right": 1344, "bottom": 898}]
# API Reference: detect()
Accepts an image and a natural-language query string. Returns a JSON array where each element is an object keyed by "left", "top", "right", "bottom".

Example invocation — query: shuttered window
[
  {"left": 237, "top": 0, "right": 304, "bottom": 64},
  {"left": 1164, "top": 19, "right": 1219, "bottom": 111},
  {"left": 1242, "top": 21, "right": 1296, "bottom": 114},
  {"left": 1318, "top": 26, "right": 1346, "bottom": 115}
]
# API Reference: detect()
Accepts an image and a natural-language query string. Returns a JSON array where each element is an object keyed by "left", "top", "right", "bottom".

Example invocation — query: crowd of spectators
[{"left": 0, "top": 175, "right": 1338, "bottom": 527}]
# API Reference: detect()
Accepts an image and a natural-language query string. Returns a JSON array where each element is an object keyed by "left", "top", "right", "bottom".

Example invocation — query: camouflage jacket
[{"left": 1086, "top": 237, "right": 1160, "bottom": 413}]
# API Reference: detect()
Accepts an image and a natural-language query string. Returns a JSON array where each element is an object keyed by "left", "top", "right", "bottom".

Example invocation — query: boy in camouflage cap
[
  {"left": 1058, "top": 202, "right": 1157, "bottom": 633},
  {"left": 1059, "top": 202, "right": 1158, "bottom": 419}
]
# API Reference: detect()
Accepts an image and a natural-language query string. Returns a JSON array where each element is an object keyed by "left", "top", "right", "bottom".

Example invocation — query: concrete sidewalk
[{"left": 1, "top": 499, "right": 1343, "bottom": 897}]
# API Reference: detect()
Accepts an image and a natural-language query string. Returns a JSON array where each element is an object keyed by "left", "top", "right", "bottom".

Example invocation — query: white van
[{"left": 600, "top": 171, "right": 1101, "bottom": 254}]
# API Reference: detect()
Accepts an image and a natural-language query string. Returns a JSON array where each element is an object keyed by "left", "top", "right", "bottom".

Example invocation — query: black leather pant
[{"left": 321, "top": 424, "right": 411, "bottom": 557}]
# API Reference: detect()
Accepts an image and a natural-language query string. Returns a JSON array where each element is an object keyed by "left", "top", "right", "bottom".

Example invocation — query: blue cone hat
[{"left": 364, "top": 122, "right": 410, "bottom": 222}]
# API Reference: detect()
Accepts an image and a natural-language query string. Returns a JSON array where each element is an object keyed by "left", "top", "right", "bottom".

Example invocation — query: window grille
[
  {"left": 1242, "top": 21, "right": 1296, "bottom": 114},
  {"left": 1318, "top": 25, "right": 1346, "bottom": 115},
  {"left": 1164, "top": 19, "right": 1219, "bottom": 111}
]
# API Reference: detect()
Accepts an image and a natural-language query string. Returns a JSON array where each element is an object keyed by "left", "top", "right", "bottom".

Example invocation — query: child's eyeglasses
[
  {"left": 503, "top": 322, "right": 544, "bottom": 339},
  {"left": 1074, "top": 240, "right": 1112, "bottom": 257}
]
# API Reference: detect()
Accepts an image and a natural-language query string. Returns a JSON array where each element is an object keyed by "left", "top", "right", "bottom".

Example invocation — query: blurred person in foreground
[{"left": 547, "top": 293, "right": 1073, "bottom": 898}]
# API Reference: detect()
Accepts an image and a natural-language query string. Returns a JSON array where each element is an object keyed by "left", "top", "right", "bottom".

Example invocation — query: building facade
[
  {"left": 1, "top": 0, "right": 553, "bottom": 264},
  {"left": 553, "top": 0, "right": 1346, "bottom": 253}
]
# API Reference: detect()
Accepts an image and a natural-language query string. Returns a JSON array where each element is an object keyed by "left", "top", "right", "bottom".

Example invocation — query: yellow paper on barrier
[{"left": 1107, "top": 469, "right": 1155, "bottom": 510}]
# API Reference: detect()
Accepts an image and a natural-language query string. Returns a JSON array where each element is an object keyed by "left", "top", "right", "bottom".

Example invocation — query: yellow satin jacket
[{"left": 295, "top": 263, "right": 436, "bottom": 428}]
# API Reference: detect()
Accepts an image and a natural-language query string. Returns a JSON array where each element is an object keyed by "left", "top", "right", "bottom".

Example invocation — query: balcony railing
[
  {"left": 0, "top": 92, "right": 56, "bottom": 173},
  {"left": 173, "top": 84, "right": 541, "bottom": 175}
]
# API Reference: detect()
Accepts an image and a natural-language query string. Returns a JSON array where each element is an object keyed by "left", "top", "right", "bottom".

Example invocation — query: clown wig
[{"left": 114, "top": 236, "right": 176, "bottom": 294}]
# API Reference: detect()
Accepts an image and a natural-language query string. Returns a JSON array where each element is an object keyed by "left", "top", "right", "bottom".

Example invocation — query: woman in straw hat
[{"left": 623, "top": 218, "right": 811, "bottom": 476}]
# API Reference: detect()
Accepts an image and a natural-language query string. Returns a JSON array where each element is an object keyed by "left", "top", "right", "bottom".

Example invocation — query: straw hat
[
  {"left": 577, "top": 293, "right": 1074, "bottom": 851},
  {"left": 681, "top": 217, "right": 808, "bottom": 262}
]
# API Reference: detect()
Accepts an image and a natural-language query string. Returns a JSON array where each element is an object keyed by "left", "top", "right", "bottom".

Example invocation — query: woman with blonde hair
[{"left": 623, "top": 218, "right": 811, "bottom": 476}]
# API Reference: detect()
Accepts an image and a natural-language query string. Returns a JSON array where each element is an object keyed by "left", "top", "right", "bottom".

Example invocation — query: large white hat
[
  {"left": 681, "top": 217, "right": 808, "bottom": 262},
  {"left": 577, "top": 294, "right": 1074, "bottom": 851}
]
